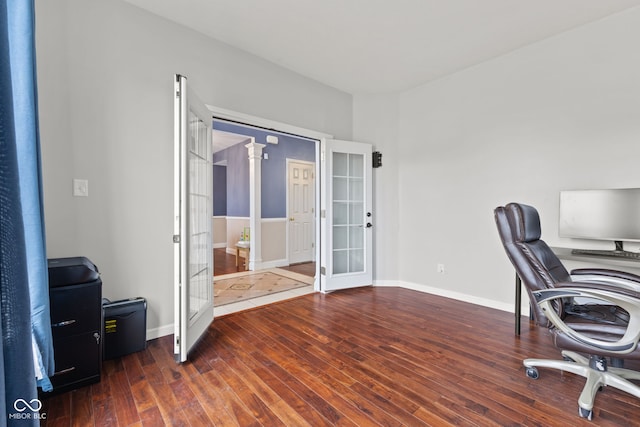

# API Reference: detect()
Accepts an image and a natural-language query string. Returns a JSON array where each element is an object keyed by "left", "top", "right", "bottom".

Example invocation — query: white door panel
[
  {"left": 288, "top": 160, "right": 315, "bottom": 264},
  {"left": 174, "top": 74, "right": 214, "bottom": 362},
  {"left": 320, "top": 139, "right": 372, "bottom": 291}
]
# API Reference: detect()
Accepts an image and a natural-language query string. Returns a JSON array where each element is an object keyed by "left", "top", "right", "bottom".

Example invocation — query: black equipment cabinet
[
  {"left": 103, "top": 297, "right": 147, "bottom": 360},
  {"left": 48, "top": 257, "right": 102, "bottom": 393}
]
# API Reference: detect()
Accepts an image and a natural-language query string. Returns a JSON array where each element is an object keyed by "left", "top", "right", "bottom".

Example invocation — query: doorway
[
  {"left": 211, "top": 119, "right": 319, "bottom": 309},
  {"left": 205, "top": 107, "right": 375, "bottom": 312}
]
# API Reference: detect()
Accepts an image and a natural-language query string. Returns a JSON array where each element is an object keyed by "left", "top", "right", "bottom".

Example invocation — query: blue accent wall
[
  {"left": 213, "top": 141, "right": 250, "bottom": 217},
  {"left": 213, "top": 122, "right": 315, "bottom": 218},
  {"left": 261, "top": 135, "right": 315, "bottom": 218},
  {"left": 213, "top": 165, "right": 227, "bottom": 216}
]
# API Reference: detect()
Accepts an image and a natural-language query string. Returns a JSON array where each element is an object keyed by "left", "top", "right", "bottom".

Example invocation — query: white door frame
[
  {"left": 286, "top": 158, "right": 316, "bottom": 264},
  {"left": 207, "top": 105, "right": 331, "bottom": 291}
]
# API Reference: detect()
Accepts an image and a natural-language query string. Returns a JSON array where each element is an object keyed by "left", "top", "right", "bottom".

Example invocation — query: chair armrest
[
  {"left": 533, "top": 287, "right": 640, "bottom": 354},
  {"left": 556, "top": 279, "right": 640, "bottom": 298},
  {"left": 570, "top": 268, "right": 640, "bottom": 293}
]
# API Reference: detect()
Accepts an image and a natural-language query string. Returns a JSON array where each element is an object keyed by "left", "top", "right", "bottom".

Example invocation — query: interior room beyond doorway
[
  {"left": 212, "top": 248, "right": 315, "bottom": 316},
  {"left": 211, "top": 119, "right": 318, "bottom": 311},
  {"left": 212, "top": 120, "right": 317, "bottom": 272}
]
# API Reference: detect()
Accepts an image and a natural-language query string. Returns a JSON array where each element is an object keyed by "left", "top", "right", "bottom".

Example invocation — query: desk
[
  {"left": 552, "top": 247, "right": 640, "bottom": 269},
  {"left": 513, "top": 247, "right": 640, "bottom": 335},
  {"left": 235, "top": 242, "right": 250, "bottom": 270}
]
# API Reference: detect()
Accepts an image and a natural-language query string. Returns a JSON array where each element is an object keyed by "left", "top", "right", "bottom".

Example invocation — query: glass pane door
[
  {"left": 320, "top": 139, "right": 372, "bottom": 292},
  {"left": 187, "top": 109, "right": 212, "bottom": 322},
  {"left": 332, "top": 152, "right": 365, "bottom": 275},
  {"left": 174, "top": 74, "right": 214, "bottom": 362}
]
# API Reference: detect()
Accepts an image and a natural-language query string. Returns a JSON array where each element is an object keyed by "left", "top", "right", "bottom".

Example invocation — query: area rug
[{"left": 214, "top": 270, "right": 312, "bottom": 307}]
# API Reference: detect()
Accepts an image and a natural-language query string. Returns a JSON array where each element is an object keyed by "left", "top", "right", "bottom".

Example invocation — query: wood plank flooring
[
  {"left": 41, "top": 287, "right": 640, "bottom": 426},
  {"left": 214, "top": 248, "right": 246, "bottom": 276},
  {"left": 214, "top": 248, "right": 315, "bottom": 278}
]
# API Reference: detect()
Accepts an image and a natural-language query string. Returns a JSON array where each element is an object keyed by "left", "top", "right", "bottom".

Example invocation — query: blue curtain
[{"left": 1, "top": 0, "right": 54, "bottom": 424}]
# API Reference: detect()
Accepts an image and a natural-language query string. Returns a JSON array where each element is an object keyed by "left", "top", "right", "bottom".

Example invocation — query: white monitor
[{"left": 559, "top": 188, "right": 640, "bottom": 245}]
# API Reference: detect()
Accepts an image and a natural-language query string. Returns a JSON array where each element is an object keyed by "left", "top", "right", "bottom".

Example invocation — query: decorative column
[{"left": 245, "top": 140, "right": 266, "bottom": 270}]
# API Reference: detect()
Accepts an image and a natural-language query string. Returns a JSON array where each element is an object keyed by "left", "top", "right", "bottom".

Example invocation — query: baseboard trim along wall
[
  {"left": 146, "top": 324, "right": 174, "bottom": 341},
  {"left": 374, "top": 280, "right": 517, "bottom": 314},
  {"left": 257, "top": 258, "right": 289, "bottom": 270}
]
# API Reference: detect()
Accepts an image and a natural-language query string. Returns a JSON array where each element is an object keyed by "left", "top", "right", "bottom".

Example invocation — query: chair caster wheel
[
  {"left": 579, "top": 407, "right": 593, "bottom": 420},
  {"left": 525, "top": 367, "right": 539, "bottom": 379}
]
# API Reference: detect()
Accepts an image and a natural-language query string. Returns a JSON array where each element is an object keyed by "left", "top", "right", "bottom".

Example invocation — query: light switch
[{"left": 73, "top": 179, "right": 89, "bottom": 197}]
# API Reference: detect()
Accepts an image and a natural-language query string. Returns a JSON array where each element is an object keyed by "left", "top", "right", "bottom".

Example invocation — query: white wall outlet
[
  {"left": 437, "top": 263, "right": 445, "bottom": 274},
  {"left": 73, "top": 179, "right": 89, "bottom": 197}
]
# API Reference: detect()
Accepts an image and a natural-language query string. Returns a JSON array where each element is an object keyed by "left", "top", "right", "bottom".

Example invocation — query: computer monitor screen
[{"left": 559, "top": 188, "right": 640, "bottom": 243}]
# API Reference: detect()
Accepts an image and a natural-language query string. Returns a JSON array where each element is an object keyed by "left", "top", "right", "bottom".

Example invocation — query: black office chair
[{"left": 494, "top": 202, "right": 640, "bottom": 420}]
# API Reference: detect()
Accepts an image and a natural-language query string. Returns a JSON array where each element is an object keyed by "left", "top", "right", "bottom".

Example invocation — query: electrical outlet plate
[{"left": 73, "top": 179, "right": 89, "bottom": 197}]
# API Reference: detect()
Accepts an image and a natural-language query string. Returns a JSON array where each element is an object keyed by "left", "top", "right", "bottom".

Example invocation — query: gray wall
[
  {"left": 355, "top": 6, "right": 640, "bottom": 310},
  {"left": 35, "top": 0, "right": 352, "bottom": 336},
  {"left": 36, "top": 0, "right": 640, "bottom": 334}
]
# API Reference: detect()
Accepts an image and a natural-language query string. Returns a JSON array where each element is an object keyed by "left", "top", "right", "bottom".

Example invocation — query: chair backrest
[{"left": 494, "top": 203, "right": 571, "bottom": 326}]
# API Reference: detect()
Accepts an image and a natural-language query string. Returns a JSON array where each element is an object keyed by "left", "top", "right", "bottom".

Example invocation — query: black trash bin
[{"left": 102, "top": 297, "right": 147, "bottom": 360}]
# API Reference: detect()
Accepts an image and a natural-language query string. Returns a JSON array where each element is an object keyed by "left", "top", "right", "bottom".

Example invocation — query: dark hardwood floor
[
  {"left": 214, "top": 248, "right": 315, "bottom": 278},
  {"left": 214, "top": 248, "right": 246, "bottom": 276},
  {"left": 277, "top": 261, "right": 316, "bottom": 277},
  {"left": 41, "top": 287, "right": 640, "bottom": 426}
]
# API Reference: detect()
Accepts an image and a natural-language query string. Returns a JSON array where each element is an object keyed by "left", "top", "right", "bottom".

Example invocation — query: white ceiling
[
  {"left": 122, "top": 0, "right": 640, "bottom": 94},
  {"left": 211, "top": 130, "right": 251, "bottom": 154}
]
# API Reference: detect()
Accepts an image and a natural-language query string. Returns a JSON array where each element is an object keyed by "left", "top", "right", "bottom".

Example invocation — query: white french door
[
  {"left": 320, "top": 139, "right": 373, "bottom": 291},
  {"left": 173, "top": 74, "right": 214, "bottom": 362}
]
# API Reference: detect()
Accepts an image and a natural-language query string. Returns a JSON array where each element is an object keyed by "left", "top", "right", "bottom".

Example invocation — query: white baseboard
[
  {"left": 257, "top": 258, "right": 289, "bottom": 270},
  {"left": 374, "top": 279, "right": 516, "bottom": 314},
  {"left": 213, "top": 242, "right": 227, "bottom": 249},
  {"left": 220, "top": 250, "right": 288, "bottom": 271},
  {"left": 146, "top": 324, "right": 174, "bottom": 340}
]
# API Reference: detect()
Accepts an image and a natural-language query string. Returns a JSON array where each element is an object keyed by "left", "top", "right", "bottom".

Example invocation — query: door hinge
[
  {"left": 311, "top": 242, "right": 315, "bottom": 248},
  {"left": 173, "top": 234, "right": 180, "bottom": 243},
  {"left": 321, "top": 210, "right": 326, "bottom": 218},
  {"left": 320, "top": 266, "right": 326, "bottom": 275}
]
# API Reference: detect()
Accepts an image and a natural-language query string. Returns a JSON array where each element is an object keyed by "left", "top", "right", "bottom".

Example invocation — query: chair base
[{"left": 524, "top": 351, "right": 640, "bottom": 420}]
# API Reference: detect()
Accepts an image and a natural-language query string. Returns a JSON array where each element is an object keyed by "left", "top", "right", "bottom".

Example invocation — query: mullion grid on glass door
[
  {"left": 188, "top": 110, "right": 210, "bottom": 322},
  {"left": 332, "top": 152, "right": 364, "bottom": 275}
]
